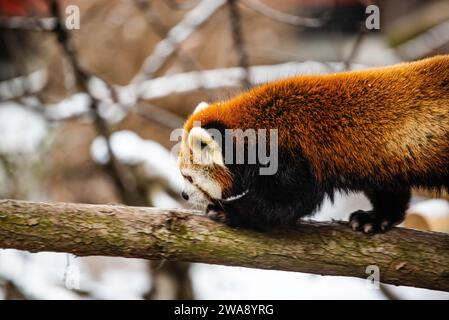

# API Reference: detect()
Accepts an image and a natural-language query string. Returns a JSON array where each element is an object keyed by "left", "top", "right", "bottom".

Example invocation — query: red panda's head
[{"left": 178, "top": 102, "right": 233, "bottom": 208}]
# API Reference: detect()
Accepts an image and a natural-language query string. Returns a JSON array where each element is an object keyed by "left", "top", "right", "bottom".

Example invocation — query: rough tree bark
[{"left": 0, "top": 199, "right": 448, "bottom": 292}]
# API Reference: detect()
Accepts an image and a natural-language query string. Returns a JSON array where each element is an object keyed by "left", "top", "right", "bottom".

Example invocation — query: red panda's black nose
[{"left": 181, "top": 191, "right": 189, "bottom": 200}]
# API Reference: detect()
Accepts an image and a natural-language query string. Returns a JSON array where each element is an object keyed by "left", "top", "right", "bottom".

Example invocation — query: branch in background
[
  {"left": 0, "top": 199, "right": 448, "bottom": 292},
  {"left": 50, "top": 0, "right": 146, "bottom": 206},
  {"left": 50, "top": 3, "right": 120, "bottom": 104},
  {"left": 132, "top": 0, "right": 211, "bottom": 100},
  {"left": 0, "top": 277, "right": 27, "bottom": 300},
  {"left": 134, "top": 103, "right": 185, "bottom": 129},
  {"left": 0, "top": 69, "right": 47, "bottom": 102},
  {"left": 385, "top": 0, "right": 449, "bottom": 59},
  {"left": 131, "top": 61, "right": 365, "bottom": 101},
  {"left": 133, "top": 0, "right": 202, "bottom": 72},
  {"left": 131, "top": 0, "right": 226, "bottom": 84},
  {"left": 144, "top": 261, "right": 194, "bottom": 300},
  {"left": 50, "top": 1, "right": 88, "bottom": 87},
  {"left": 134, "top": 0, "right": 170, "bottom": 39},
  {"left": 41, "top": 61, "right": 363, "bottom": 123},
  {"left": 239, "top": 0, "right": 331, "bottom": 28},
  {"left": 395, "top": 20, "right": 449, "bottom": 60},
  {"left": 343, "top": 29, "right": 366, "bottom": 70},
  {"left": 0, "top": 16, "right": 56, "bottom": 32},
  {"left": 227, "top": 0, "right": 251, "bottom": 87},
  {"left": 166, "top": 0, "right": 198, "bottom": 11}
]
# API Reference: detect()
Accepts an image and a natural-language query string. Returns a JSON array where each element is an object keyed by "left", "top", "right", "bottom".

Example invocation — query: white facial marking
[
  {"left": 182, "top": 168, "right": 223, "bottom": 200},
  {"left": 183, "top": 177, "right": 210, "bottom": 207}
]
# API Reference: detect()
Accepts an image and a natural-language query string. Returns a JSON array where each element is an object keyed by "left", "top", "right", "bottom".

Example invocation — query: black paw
[
  {"left": 349, "top": 210, "right": 397, "bottom": 234},
  {"left": 206, "top": 205, "right": 226, "bottom": 223}
]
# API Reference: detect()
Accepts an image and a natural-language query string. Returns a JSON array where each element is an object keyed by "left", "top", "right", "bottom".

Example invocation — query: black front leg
[
  {"left": 219, "top": 196, "right": 296, "bottom": 231},
  {"left": 207, "top": 187, "right": 325, "bottom": 231},
  {"left": 206, "top": 151, "right": 325, "bottom": 231},
  {"left": 205, "top": 196, "right": 276, "bottom": 231},
  {"left": 349, "top": 188, "right": 411, "bottom": 234}
]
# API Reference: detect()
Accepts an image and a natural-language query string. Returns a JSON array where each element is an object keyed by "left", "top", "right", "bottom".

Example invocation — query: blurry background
[{"left": 0, "top": 0, "right": 448, "bottom": 299}]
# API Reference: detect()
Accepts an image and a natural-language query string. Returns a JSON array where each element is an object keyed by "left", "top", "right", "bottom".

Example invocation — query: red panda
[{"left": 178, "top": 55, "right": 449, "bottom": 233}]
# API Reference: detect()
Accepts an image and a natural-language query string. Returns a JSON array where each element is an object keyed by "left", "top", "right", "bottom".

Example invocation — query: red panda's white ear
[
  {"left": 193, "top": 101, "right": 209, "bottom": 114},
  {"left": 188, "top": 127, "right": 224, "bottom": 166}
]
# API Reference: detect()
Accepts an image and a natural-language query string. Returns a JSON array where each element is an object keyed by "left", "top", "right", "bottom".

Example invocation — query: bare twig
[
  {"left": 227, "top": 0, "right": 251, "bottom": 87},
  {"left": 131, "top": 0, "right": 226, "bottom": 84},
  {"left": 166, "top": 0, "right": 199, "bottom": 10},
  {"left": 239, "top": 0, "right": 331, "bottom": 28},
  {"left": 343, "top": 29, "right": 366, "bottom": 70},
  {"left": 133, "top": 0, "right": 169, "bottom": 38},
  {"left": 132, "top": 0, "right": 211, "bottom": 100},
  {"left": 395, "top": 20, "right": 449, "bottom": 60},
  {"left": 134, "top": 103, "right": 185, "bottom": 129},
  {"left": 133, "top": 0, "right": 201, "bottom": 72}
]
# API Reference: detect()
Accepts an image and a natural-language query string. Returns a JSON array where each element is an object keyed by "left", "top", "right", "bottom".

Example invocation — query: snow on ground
[
  {"left": 0, "top": 250, "right": 150, "bottom": 299},
  {"left": 191, "top": 263, "right": 449, "bottom": 300},
  {"left": 0, "top": 250, "right": 80, "bottom": 299},
  {"left": 78, "top": 256, "right": 150, "bottom": 300},
  {"left": 191, "top": 264, "right": 384, "bottom": 300}
]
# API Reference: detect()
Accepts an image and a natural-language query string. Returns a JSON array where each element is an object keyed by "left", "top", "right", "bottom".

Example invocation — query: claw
[
  {"left": 350, "top": 221, "right": 359, "bottom": 230},
  {"left": 206, "top": 208, "right": 226, "bottom": 222},
  {"left": 348, "top": 210, "right": 393, "bottom": 235},
  {"left": 363, "top": 224, "right": 373, "bottom": 234}
]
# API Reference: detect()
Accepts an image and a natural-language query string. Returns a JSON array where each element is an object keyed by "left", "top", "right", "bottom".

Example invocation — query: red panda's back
[{"left": 186, "top": 56, "right": 449, "bottom": 183}]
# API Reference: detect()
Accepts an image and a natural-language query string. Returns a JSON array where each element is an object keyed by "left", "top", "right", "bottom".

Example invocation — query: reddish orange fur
[{"left": 185, "top": 55, "right": 449, "bottom": 183}]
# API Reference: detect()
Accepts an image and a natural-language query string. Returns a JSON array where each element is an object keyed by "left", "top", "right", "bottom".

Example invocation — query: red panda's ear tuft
[
  {"left": 193, "top": 101, "right": 209, "bottom": 114},
  {"left": 188, "top": 127, "right": 224, "bottom": 166}
]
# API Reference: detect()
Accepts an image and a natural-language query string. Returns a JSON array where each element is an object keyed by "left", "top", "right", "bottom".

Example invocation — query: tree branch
[
  {"left": 0, "top": 199, "right": 448, "bottom": 292},
  {"left": 131, "top": 0, "right": 226, "bottom": 84}
]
